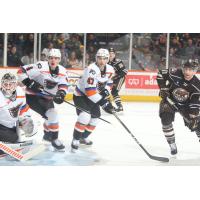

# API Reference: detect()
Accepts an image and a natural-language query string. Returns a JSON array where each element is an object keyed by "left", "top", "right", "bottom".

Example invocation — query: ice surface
[{"left": 1, "top": 102, "right": 200, "bottom": 166}]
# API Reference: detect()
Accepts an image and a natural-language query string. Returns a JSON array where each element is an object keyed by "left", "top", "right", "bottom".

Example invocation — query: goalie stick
[
  {"left": 113, "top": 112, "right": 169, "bottom": 162},
  {"left": 0, "top": 142, "right": 46, "bottom": 161}
]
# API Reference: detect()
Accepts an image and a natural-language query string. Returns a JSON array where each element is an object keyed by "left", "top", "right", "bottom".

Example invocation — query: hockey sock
[{"left": 162, "top": 124, "right": 175, "bottom": 144}]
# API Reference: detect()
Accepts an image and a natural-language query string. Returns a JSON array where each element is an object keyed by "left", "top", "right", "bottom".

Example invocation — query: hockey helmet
[
  {"left": 1, "top": 73, "right": 17, "bottom": 98},
  {"left": 108, "top": 47, "right": 116, "bottom": 53},
  {"left": 182, "top": 59, "right": 199, "bottom": 71},
  {"left": 96, "top": 48, "right": 110, "bottom": 60},
  {"left": 48, "top": 49, "right": 61, "bottom": 59}
]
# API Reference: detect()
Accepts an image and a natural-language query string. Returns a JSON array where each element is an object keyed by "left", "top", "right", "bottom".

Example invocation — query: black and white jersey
[
  {"left": 108, "top": 58, "right": 128, "bottom": 79},
  {"left": 157, "top": 67, "right": 200, "bottom": 115}
]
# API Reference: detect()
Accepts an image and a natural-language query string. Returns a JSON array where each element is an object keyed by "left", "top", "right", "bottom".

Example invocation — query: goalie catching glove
[{"left": 53, "top": 90, "right": 66, "bottom": 104}]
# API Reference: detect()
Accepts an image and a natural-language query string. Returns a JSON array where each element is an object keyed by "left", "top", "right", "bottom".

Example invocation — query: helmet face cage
[
  {"left": 1, "top": 73, "right": 17, "bottom": 98},
  {"left": 182, "top": 59, "right": 199, "bottom": 72}
]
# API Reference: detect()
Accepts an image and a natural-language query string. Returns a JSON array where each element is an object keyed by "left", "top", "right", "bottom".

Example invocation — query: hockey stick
[
  {"left": 37, "top": 91, "right": 111, "bottom": 124},
  {"left": 0, "top": 142, "right": 46, "bottom": 161},
  {"left": 112, "top": 112, "right": 169, "bottom": 162}
]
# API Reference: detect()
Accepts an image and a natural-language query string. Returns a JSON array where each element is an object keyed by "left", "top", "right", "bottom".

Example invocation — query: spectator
[
  {"left": 24, "top": 33, "right": 34, "bottom": 54},
  {"left": 87, "top": 45, "right": 96, "bottom": 63},
  {"left": 15, "top": 34, "right": 25, "bottom": 56},
  {"left": 184, "top": 38, "right": 196, "bottom": 59},
  {"left": 86, "top": 33, "right": 99, "bottom": 49},
  {"left": 7, "top": 45, "right": 23, "bottom": 66},
  {"left": 65, "top": 34, "right": 81, "bottom": 53},
  {"left": 21, "top": 51, "right": 34, "bottom": 65},
  {"left": 41, "top": 33, "right": 55, "bottom": 49},
  {"left": 56, "top": 33, "right": 67, "bottom": 49},
  {"left": 41, "top": 42, "right": 54, "bottom": 58},
  {"left": 66, "top": 51, "right": 82, "bottom": 68},
  {"left": 60, "top": 43, "right": 69, "bottom": 67}
]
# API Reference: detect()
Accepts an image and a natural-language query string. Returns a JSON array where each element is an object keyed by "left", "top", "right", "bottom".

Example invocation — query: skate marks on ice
[{"left": 0, "top": 144, "right": 103, "bottom": 166}]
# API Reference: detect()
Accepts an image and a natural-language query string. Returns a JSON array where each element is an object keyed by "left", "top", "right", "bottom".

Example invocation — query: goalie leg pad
[{"left": 0, "top": 124, "right": 18, "bottom": 143}]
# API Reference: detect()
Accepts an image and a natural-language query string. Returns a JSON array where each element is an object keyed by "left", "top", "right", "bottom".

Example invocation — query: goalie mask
[{"left": 1, "top": 73, "right": 17, "bottom": 99}]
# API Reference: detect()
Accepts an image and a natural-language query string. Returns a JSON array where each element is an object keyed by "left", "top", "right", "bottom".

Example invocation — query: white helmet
[
  {"left": 48, "top": 49, "right": 61, "bottom": 59},
  {"left": 96, "top": 48, "right": 109, "bottom": 61}
]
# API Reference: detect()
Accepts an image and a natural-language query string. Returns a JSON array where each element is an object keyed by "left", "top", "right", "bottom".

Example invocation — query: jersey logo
[
  {"left": 89, "top": 69, "right": 96, "bottom": 75},
  {"left": 44, "top": 79, "right": 58, "bottom": 89},
  {"left": 172, "top": 88, "right": 189, "bottom": 103},
  {"left": 9, "top": 103, "right": 22, "bottom": 118},
  {"left": 37, "top": 63, "right": 42, "bottom": 69}
]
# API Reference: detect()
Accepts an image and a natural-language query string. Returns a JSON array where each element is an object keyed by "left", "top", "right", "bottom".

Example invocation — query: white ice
[{"left": 1, "top": 102, "right": 200, "bottom": 166}]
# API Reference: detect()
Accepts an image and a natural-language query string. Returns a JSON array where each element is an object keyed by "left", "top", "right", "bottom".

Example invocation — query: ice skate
[{"left": 51, "top": 139, "right": 65, "bottom": 151}]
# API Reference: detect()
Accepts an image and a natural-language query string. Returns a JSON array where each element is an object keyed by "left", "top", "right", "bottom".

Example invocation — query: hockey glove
[
  {"left": 188, "top": 117, "right": 200, "bottom": 131},
  {"left": 159, "top": 88, "right": 170, "bottom": 99},
  {"left": 22, "top": 78, "right": 43, "bottom": 93},
  {"left": 99, "top": 98, "right": 115, "bottom": 114},
  {"left": 53, "top": 90, "right": 66, "bottom": 104}
]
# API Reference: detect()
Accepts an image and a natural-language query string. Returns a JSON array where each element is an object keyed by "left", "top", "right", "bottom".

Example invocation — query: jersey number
[
  {"left": 87, "top": 77, "right": 94, "bottom": 85},
  {"left": 37, "top": 63, "right": 42, "bottom": 69}
]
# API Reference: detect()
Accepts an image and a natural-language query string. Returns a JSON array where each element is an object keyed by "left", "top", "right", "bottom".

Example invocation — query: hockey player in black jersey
[
  {"left": 108, "top": 48, "right": 128, "bottom": 112},
  {"left": 157, "top": 59, "right": 200, "bottom": 155}
]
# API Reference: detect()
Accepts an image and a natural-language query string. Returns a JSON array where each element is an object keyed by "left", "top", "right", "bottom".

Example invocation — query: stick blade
[{"left": 149, "top": 155, "right": 169, "bottom": 163}]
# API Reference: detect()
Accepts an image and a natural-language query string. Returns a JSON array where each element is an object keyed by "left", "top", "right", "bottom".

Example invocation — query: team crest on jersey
[
  {"left": 9, "top": 103, "right": 22, "bottom": 118},
  {"left": 89, "top": 69, "right": 96, "bottom": 75},
  {"left": 172, "top": 88, "right": 189, "bottom": 102},
  {"left": 44, "top": 79, "right": 58, "bottom": 89}
]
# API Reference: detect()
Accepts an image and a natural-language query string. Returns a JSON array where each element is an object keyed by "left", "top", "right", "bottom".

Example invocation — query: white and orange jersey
[
  {"left": 18, "top": 61, "right": 69, "bottom": 95},
  {"left": 74, "top": 62, "right": 114, "bottom": 103},
  {"left": 0, "top": 86, "right": 30, "bottom": 128}
]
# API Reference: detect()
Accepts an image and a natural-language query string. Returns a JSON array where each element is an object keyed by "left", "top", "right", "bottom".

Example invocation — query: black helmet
[
  {"left": 108, "top": 47, "right": 115, "bottom": 53},
  {"left": 182, "top": 59, "right": 199, "bottom": 71}
]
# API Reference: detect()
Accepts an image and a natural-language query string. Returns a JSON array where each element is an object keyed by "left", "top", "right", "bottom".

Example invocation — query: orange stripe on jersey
[
  {"left": 19, "top": 105, "right": 29, "bottom": 115},
  {"left": 85, "top": 125, "right": 96, "bottom": 132},
  {"left": 17, "top": 96, "right": 25, "bottom": 98},
  {"left": 85, "top": 90, "right": 97, "bottom": 97},
  {"left": 75, "top": 122, "right": 86, "bottom": 132}
]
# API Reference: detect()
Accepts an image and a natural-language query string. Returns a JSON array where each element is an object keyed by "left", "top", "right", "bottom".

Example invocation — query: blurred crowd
[{"left": 0, "top": 33, "right": 200, "bottom": 71}]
